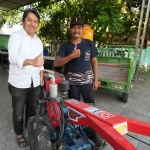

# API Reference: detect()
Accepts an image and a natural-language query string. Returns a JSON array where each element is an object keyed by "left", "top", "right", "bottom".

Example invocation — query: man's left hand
[
  {"left": 40, "top": 78, "right": 44, "bottom": 86},
  {"left": 93, "top": 81, "right": 98, "bottom": 90}
]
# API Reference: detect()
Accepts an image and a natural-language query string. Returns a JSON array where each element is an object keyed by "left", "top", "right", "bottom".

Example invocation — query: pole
[
  {"left": 135, "top": 0, "right": 150, "bottom": 81},
  {"left": 135, "top": 0, "right": 145, "bottom": 46}
]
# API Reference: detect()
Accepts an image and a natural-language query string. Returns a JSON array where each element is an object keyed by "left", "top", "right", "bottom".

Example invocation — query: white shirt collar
[{"left": 21, "top": 28, "right": 38, "bottom": 39}]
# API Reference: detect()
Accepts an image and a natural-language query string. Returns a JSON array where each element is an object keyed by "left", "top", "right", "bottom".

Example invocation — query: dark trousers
[
  {"left": 68, "top": 84, "right": 95, "bottom": 105},
  {"left": 8, "top": 83, "right": 41, "bottom": 135}
]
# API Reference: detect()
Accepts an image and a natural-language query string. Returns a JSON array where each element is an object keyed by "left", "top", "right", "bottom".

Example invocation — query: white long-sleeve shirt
[{"left": 8, "top": 28, "right": 44, "bottom": 88}]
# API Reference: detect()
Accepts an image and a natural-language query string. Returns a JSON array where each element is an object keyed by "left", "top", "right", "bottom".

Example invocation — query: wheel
[
  {"left": 27, "top": 115, "right": 53, "bottom": 150},
  {"left": 122, "top": 93, "right": 129, "bottom": 103}
]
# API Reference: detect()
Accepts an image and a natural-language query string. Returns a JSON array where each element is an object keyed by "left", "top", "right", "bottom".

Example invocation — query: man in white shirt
[{"left": 8, "top": 8, "right": 44, "bottom": 148}]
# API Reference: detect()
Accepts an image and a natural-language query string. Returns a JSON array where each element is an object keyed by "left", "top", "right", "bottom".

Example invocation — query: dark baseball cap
[{"left": 70, "top": 17, "right": 84, "bottom": 27}]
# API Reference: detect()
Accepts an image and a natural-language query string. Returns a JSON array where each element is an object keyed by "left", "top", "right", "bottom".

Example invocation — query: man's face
[
  {"left": 22, "top": 12, "right": 39, "bottom": 37},
  {"left": 70, "top": 24, "right": 83, "bottom": 38}
]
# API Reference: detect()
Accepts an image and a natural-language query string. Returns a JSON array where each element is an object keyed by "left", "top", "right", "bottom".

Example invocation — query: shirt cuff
[
  {"left": 18, "top": 57, "right": 26, "bottom": 68},
  {"left": 40, "top": 66, "right": 44, "bottom": 71}
]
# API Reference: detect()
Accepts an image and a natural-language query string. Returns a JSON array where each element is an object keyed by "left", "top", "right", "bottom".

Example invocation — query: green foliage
[
  {"left": 0, "top": 11, "right": 7, "bottom": 29},
  {"left": 37, "top": 0, "right": 127, "bottom": 44},
  {"left": 0, "top": 0, "right": 144, "bottom": 45},
  {"left": 126, "top": 0, "right": 149, "bottom": 10},
  {"left": 1, "top": 10, "right": 22, "bottom": 28},
  {"left": 0, "top": 18, "right": 6, "bottom": 29}
]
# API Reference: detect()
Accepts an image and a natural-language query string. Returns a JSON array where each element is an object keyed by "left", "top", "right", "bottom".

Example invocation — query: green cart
[{"left": 97, "top": 45, "right": 139, "bottom": 103}]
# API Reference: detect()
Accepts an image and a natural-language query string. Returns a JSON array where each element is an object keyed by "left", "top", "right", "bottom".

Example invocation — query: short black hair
[{"left": 22, "top": 8, "right": 40, "bottom": 23}]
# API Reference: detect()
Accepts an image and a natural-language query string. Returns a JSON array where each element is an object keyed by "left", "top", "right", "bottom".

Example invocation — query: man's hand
[
  {"left": 32, "top": 53, "right": 44, "bottom": 67},
  {"left": 54, "top": 44, "right": 80, "bottom": 67},
  {"left": 93, "top": 80, "right": 99, "bottom": 90},
  {"left": 40, "top": 77, "right": 44, "bottom": 86},
  {"left": 71, "top": 44, "right": 80, "bottom": 58}
]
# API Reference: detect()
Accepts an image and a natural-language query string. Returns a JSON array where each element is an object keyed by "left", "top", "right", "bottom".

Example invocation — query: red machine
[
  {"left": 28, "top": 70, "right": 150, "bottom": 150},
  {"left": 64, "top": 99, "right": 150, "bottom": 150},
  {"left": 44, "top": 69, "right": 64, "bottom": 93}
]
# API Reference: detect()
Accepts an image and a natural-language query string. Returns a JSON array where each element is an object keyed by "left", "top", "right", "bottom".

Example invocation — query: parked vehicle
[{"left": 97, "top": 45, "right": 139, "bottom": 103}]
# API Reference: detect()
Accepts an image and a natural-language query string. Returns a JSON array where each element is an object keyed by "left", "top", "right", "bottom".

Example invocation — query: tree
[
  {"left": 0, "top": 11, "right": 7, "bottom": 30},
  {"left": 36, "top": 0, "right": 127, "bottom": 45},
  {"left": 0, "top": 0, "right": 144, "bottom": 45}
]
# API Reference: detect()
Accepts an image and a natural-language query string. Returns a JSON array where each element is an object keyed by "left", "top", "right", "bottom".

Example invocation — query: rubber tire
[
  {"left": 27, "top": 115, "right": 53, "bottom": 150},
  {"left": 122, "top": 93, "right": 129, "bottom": 103}
]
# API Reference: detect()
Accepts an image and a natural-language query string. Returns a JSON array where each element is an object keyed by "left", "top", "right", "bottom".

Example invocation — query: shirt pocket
[{"left": 85, "top": 50, "right": 91, "bottom": 61}]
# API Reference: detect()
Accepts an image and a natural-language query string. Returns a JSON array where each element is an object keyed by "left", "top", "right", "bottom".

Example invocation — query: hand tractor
[{"left": 28, "top": 69, "right": 150, "bottom": 150}]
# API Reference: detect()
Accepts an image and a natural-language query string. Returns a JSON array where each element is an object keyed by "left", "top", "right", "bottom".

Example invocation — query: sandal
[{"left": 16, "top": 135, "right": 28, "bottom": 148}]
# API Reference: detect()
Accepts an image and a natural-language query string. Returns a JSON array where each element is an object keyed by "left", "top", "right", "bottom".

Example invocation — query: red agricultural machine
[{"left": 27, "top": 70, "right": 150, "bottom": 150}]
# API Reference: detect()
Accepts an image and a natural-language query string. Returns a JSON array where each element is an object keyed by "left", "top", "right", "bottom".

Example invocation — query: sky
[{"left": 1, "top": 24, "right": 22, "bottom": 35}]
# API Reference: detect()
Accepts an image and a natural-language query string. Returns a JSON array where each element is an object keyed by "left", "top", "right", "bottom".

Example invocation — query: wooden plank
[{"left": 98, "top": 65, "right": 128, "bottom": 82}]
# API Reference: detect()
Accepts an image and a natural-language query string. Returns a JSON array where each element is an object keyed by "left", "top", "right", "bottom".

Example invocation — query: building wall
[{"left": 140, "top": 46, "right": 150, "bottom": 67}]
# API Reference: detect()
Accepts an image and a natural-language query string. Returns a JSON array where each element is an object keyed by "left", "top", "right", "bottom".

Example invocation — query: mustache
[{"left": 73, "top": 32, "right": 80, "bottom": 34}]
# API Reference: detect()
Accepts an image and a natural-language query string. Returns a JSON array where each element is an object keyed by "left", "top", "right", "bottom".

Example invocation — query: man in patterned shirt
[
  {"left": 54, "top": 17, "right": 107, "bottom": 149},
  {"left": 54, "top": 17, "right": 98, "bottom": 105}
]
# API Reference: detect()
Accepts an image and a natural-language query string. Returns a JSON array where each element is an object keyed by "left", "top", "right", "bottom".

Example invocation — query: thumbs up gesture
[
  {"left": 72, "top": 44, "right": 80, "bottom": 58},
  {"left": 32, "top": 53, "right": 44, "bottom": 67}
]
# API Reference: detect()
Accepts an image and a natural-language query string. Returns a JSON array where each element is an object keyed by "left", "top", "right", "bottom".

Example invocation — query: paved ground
[{"left": 0, "top": 67, "right": 150, "bottom": 150}]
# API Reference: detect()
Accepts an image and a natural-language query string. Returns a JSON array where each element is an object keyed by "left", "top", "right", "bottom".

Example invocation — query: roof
[{"left": 0, "top": 0, "right": 38, "bottom": 11}]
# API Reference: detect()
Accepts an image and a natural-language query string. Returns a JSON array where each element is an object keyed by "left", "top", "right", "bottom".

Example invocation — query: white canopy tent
[{"left": 0, "top": 0, "right": 38, "bottom": 11}]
